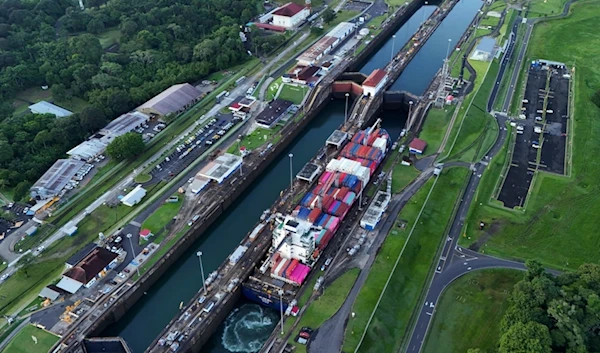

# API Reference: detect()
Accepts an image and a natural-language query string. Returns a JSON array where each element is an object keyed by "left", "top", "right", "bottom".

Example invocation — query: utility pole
[
  {"left": 390, "top": 34, "right": 397, "bottom": 62},
  {"left": 197, "top": 251, "right": 207, "bottom": 295},
  {"left": 344, "top": 92, "right": 350, "bottom": 125},
  {"left": 127, "top": 233, "right": 140, "bottom": 278},
  {"left": 288, "top": 153, "right": 294, "bottom": 191}
]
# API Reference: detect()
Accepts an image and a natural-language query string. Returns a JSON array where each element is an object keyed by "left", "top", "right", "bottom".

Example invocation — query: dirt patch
[{"left": 469, "top": 220, "right": 502, "bottom": 251}]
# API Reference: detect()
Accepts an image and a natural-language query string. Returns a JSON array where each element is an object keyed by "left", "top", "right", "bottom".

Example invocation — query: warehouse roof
[
  {"left": 63, "top": 247, "right": 118, "bottom": 284},
  {"left": 327, "top": 22, "right": 354, "bottom": 39},
  {"left": 66, "top": 243, "right": 97, "bottom": 267},
  {"left": 255, "top": 99, "right": 294, "bottom": 128},
  {"left": 29, "top": 101, "right": 73, "bottom": 118},
  {"left": 67, "top": 138, "right": 111, "bottom": 160},
  {"left": 101, "top": 111, "right": 149, "bottom": 137},
  {"left": 298, "top": 36, "right": 338, "bottom": 64},
  {"left": 363, "top": 69, "right": 387, "bottom": 87},
  {"left": 31, "top": 159, "right": 85, "bottom": 196},
  {"left": 198, "top": 153, "right": 243, "bottom": 183},
  {"left": 137, "top": 83, "right": 202, "bottom": 116},
  {"left": 39, "top": 287, "right": 61, "bottom": 301},
  {"left": 273, "top": 2, "right": 306, "bottom": 17}
]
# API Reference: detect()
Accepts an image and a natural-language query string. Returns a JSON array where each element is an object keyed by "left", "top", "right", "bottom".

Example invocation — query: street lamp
[
  {"left": 127, "top": 233, "right": 140, "bottom": 278},
  {"left": 407, "top": 100, "right": 414, "bottom": 131},
  {"left": 288, "top": 153, "right": 294, "bottom": 191},
  {"left": 197, "top": 251, "right": 207, "bottom": 295},
  {"left": 237, "top": 138, "right": 243, "bottom": 176},
  {"left": 445, "top": 38, "right": 452, "bottom": 61},
  {"left": 279, "top": 289, "right": 284, "bottom": 334},
  {"left": 344, "top": 93, "right": 350, "bottom": 124},
  {"left": 390, "top": 34, "right": 397, "bottom": 62},
  {"left": 422, "top": 1, "right": 428, "bottom": 26}
]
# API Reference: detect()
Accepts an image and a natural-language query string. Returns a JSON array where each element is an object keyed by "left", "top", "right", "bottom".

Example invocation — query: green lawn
[
  {"left": 0, "top": 258, "right": 65, "bottom": 316},
  {"left": 228, "top": 126, "right": 283, "bottom": 154},
  {"left": 343, "top": 167, "right": 469, "bottom": 353},
  {"left": 422, "top": 269, "right": 523, "bottom": 353},
  {"left": 1, "top": 324, "right": 60, "bottom": 353},
  {"left": 442, "top": 60, "right": 499, "bottom": 163},
  {"left": 391, "top": 163, "right": 419, "bottom": 194},
  {"left": 479, "top": 16, "right": 500, "bottom": 28},
  {"left": 134, "top": 173, "right": 152, "bottom": 183},
  {"left": 96, "top": 28, "right": 122, "bottom": 49},
  {"left": 419, "top": 106, "right": 456, "bottom": 156},
  {"left": 140, "top": 195, "right": 184, "bottom": 243},
  {"left": 526, "top": 0, "right": 569, "bottom": 18},
  {"left": 287, "top": 269, "right": 360, "bottom": 353},
  {"left": 461, "top": 0, "right": 600, "bottom": 271},
  {"left": 278, "top": 84, "right": 308, "bottom": 105},
  {"left": 266, "top": 77, "right": 283, "bottom": 101}
]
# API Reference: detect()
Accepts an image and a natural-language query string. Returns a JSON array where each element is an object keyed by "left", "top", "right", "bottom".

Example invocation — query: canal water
[{"left": 106, "top": 0, "right": 483, "bottom": 351}]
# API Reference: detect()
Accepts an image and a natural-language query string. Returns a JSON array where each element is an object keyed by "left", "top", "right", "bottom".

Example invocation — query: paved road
[
  {"left": 308, "top": 169, "right": 435, "bottom": 353},
  {"left": 487, "top": 16, "right": 519, "bottom": 112},
  {"left": 0, "top": 318, "right": 30, "bottom": 352}
]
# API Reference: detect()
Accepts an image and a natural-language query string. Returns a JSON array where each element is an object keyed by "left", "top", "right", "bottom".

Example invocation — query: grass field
[
  {"left": 526, "top": 0, "right": 569, "bottom": 18},
  {"left": 422, "top": 269, "right": 523, "bottom": 353},
  {"left": 343, "top": 167, "right": 469, "bottom": 353},
  {"left": 460, "top": 0, "right": 600, "bottom": 270},
  {"left": 278, "top": 84, "right": 308, "bottom": 104},
  {"left": 134, "top": 173, "right": 152, "bottom": 183},
  {"left": 1, "top": 324, "right": 59, "bottom": 353},
  {"left": 140, "top": 195, "right": 184, "bottom": 243},
  {"left": 266, "top": 77, "right": 284, "bottom": 101},
  {"left": 442, "top": 59, "right": 499, "bottom": 163},
  {"left": 227, "top": 125, "right": 283, "bottom": 154},
  {"left": 391, "top": 163, "right": 419, "bottom": 194},
  {"left": 419, "top": 106, "right": 456, "bottom": 156},
  {"left": 287, "top": 269, "right": 360, "bottom": 353}
]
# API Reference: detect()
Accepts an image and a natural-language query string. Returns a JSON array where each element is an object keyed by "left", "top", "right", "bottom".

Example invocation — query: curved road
[{"left": 405, "top": 1, "right": 578, "bottom": 350}]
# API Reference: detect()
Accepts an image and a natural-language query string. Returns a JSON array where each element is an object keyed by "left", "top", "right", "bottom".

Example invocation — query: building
[
  {"left": 254, "top": 23, "right": 287, "bottom": 32},
  {"left": 190, "top": 176, "right": 210, "bottom": 194},
  {"left": 360, "top": 191, "right": 391, "bottom": 230},
  {"left": 255, "top": 99, "right": 294, "bottom": 128},
  {"left": 296, "top": 22, "right": 354, "bottom": 65},
  {"left": 139, "top": 229, "right": 153, "bottom": 241},
  {"left": 29, "top": 101, "right": 73, "bottom": 118},
  {"left": 101, "top": 111, "right": 150, "bottom": 138},
  {"left": 56, "top": 247, "right": 119, "bottom": 293},
  {"left": 39, "top": 286, "right": 61, "bottom": 301},
  {"left": 121, "top": 185, "right": 147, "bottom": 207},
  {"left": 68, "top": 111, "right": 150, "bottom": 161},
  {"left": 272, "top": 216, "right": 319, "bottom": 264},
  {"left": 272, "top": 3, "right": 310, "bottom": 29},
  {"left": 409, "top": 138, "right": 427, "bottom": 154},
  {"left": 470, "top": 36, "right": 496, "bottom": 62},
  {"left": 30, "top": 159, "right": 86, "bottom": 200},
  {"left": 362, "top": 69, "right": 388, "bottom": 96},
  {"left": 198, "top": 153, "right": 243, "bottom": 184},
  {"left": 65, "top": 243, "right": 97, "bottom": 269},
  {"left": 137, "top": 83, "right": 202, "bottom": 117}
]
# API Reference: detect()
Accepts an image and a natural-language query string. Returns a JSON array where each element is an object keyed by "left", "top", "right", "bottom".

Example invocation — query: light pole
[
  {"left": 288, "top": 153, "right": 294, "bottom": 191},
  {"left": 197, "top": 251, "right": 207, "bottom": 295},
  {"left": 237, "top": 138, "right": 243, "bottom": 176},
  {"left": 344, "top": 92, "right": 350, "bottom": 124},
  {"left": 445, "top": 38, "right": 452, "bottom": 61},
  {"left": 279, "top": 289, "right": 284, "bottom": 334},
  {"left": 422, "top": 1, "right": 428, "bottom": 26},
  {"left": 127, "top": 233, "right": 140, "bottom": 278},
  {"left": 407, "top": 100, "right": 414, "bottom": 131},
  {"left": 390, "top": 34, "right": 396, "bottom": 62}
]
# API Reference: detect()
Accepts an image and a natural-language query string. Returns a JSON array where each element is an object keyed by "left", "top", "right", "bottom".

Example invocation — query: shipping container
[{"left": 308, "top": 208, "right": 322, "bottom": 223}]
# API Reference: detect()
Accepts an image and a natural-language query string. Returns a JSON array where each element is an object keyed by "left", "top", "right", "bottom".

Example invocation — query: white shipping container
[{"left": 229, "top": 245, "right": 248, "bottom": 264}]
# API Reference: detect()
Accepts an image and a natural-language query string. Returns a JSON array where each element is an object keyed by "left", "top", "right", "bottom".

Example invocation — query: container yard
[{"left": 242, "top": 123, "right": 390, "bottom": 311}]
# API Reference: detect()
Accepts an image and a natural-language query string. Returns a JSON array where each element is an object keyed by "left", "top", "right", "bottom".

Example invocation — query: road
[
  {"left": 404, "top": 11, "right": 533, "bottom": 353},
  {"left": 0, "top": 30, "right": 313, "bottom": 274}
]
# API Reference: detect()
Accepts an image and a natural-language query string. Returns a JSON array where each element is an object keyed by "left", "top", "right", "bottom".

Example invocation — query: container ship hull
[{"left": 243, "top": 125, "right": 391, "bottom": 310}]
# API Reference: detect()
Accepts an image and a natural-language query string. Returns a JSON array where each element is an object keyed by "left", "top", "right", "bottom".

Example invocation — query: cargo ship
[{"left": 242, "top": 123, "right": 390, "bottom": 311}]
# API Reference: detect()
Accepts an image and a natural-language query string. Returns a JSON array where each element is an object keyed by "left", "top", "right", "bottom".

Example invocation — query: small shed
[
  {"left": 39, "top": 287, "right": 61, "bottom": 301},
  {"left": 139, "top": 229, "right": 153, "bottom": 241},
  {"left": 409, "top": 138, "right": 427, "bottom": 154}
]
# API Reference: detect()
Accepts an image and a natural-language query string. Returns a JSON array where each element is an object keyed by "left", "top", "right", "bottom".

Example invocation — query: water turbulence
[{"left": 220, "top": 304, "right": 279, "bottom": 353}]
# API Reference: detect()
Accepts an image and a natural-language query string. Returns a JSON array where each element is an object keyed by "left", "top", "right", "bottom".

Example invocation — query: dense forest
[
  {"left": 492, "top": 261, "right": 600, "bottom": 353},
  {"left": 0, "top": 0, "right": 263, "bottom": 197}
]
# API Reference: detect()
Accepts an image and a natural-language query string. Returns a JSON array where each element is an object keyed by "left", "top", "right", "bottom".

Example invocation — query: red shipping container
[
  {"left": 322, "top": 195, "right": 334, "bottom": 210},
  {"left": 272, "top": 252, "right": 281, "bottom": 266},
  {"left": 318, "top": 230, "right": 334, "bottom": 249},
  {"left": 308, "top": 208, "right": 322, "bottom": 223},
  {"left": 313, "top": 184, "right": 323, "bottom": 195},
  {"left": 286, "top": 259, "right": 298, "bottom": 277}
]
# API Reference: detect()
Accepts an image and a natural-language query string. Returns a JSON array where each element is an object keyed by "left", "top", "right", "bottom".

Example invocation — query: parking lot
[
  {"left": 149, "top": 112, "right": 244, "bottom": 183},
  {"left": 497, "top": 60, "right": 570, "bottom": 209}
]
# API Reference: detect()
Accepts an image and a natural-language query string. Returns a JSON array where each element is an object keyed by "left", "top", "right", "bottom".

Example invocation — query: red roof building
[
  {"left": 409, "top": 138, "right": 427, "bottom": 154},
  {"left": 362, "top": 69, "right": 388, "bottom": 96},
  {"left": 273, "top": 3, "right": 305, "bottom": 17},
  {"left": 229, "top": 102, "right": 243, "bottom": 112},
  {"left": 140, "top": 229, "right": 153, "bottom": 240},
  {"left": 254, "top": 23, "right": 287, "bottom": 33}
]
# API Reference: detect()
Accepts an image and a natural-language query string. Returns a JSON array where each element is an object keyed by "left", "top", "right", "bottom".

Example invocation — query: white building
[
  {"left": 362, "top": 69, "right": 388, "bottom": 96},
  {"left": 198, "top": 153, "right": 243, "bottom": 183},
  {"left": 272, "top": 3, "right": 310, "bottom": 29},
  {"left": 121, "top": 185, "right": 147, "bottom": 207},
  {"left": 30, "top": 159, "right": 86, "bottom": 199},
  {"left": 29, "top": 101, "right": 73, "bottom": 118},
  {"left": 360, "top": 191, "right": 391, "bottom": 230}
]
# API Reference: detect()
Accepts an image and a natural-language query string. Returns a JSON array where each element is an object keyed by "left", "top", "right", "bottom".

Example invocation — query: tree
[
  {"left": 106, "top": 132, "right": 145, "bottom": 160},
  {"left": 499, "top": 321, "right": 552, "bottom": 353},
  {"left": 87, "top": 17, "right": 105, "bottom": 34},
  {"left": 52, "top": 83, "right": 67, "bottom": 102},
  {"left": 0, "top": 140, "right": 13, "bottom": 164},
  {"left": 79, "top": 106, "right": 106, "bottom": 133},
  {"left": 13, "top": 181, "right": 31, "bottom": 202},
  {"left": 466, "top": 349, "right": 482, "bottom": 353},
  {"left": 323, "top": 8, "right": 336, "bottom": 24}
]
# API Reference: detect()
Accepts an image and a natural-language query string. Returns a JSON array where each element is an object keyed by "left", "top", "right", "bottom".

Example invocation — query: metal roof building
[
  {"left": 121, "top": 185, "right": 147, "bottom": 207},
  {"left": 360, "top": 191, "right": 391, "bottom": 230},
  {"left": 137, "top": 83, "right": 202, "bottom": 117},
  {"left": 101, "top": 111, "right": 150, "bottom": 138},
  {"left": 198, "top": 154, "right": 243, "bottom": 184},
  {"left": 30, "top": 159, "right": 86, "bottom": 200},
  {"left": 326, "top": 22, "right": 355, "bottom": 40},
  {"left": 29, "top": 101, "right": 73, "bottom": 118},
  {"left": 67, "top": 137, "right": 112, "bottom": 161},
  {"left": 255, "top": 99, "right": 294, "bottom": 128}
]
